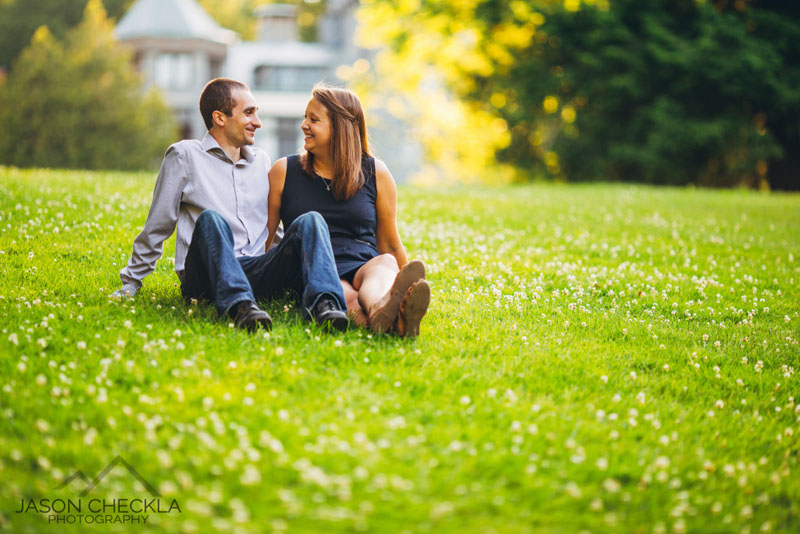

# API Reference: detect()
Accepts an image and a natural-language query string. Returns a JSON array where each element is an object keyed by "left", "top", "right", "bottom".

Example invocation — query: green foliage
[
  {"left": 2, "top": 167, "right": 800, "bottom": 532},
  {"left": 196, "top": 0, "right": 329, "bottom": 42},
  {"left": 493, "top": 0, "right": 798, "bottom": 188},
  {"left": 0, "top": 0, "right": 175, "bottom": 171},
  {"left": 0, "top": 0, "right": 133, "bottom": 69},
  {"left": 0, "top": 0, "right": 328, "bottom": 72},
  {"left": 361, "top": 0, "right": 800, "bottom": 189}
]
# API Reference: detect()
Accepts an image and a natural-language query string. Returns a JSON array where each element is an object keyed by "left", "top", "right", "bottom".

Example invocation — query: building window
[
  {"left": 254, "top": 66, "right": 328, "bottom": 92},
  {"left": 154, "top": 53, "right": 195, "bottom": 90},
  {"left": 209, "top": 59, "right": 222, "bottom": 80},
  {"left": 277, "top": 118, "right": 300, "bottom": 157}
]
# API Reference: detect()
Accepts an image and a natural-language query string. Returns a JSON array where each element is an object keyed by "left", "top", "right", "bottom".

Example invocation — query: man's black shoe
[
  {"left": 313, "top": 297, "right": 348, "bottom": 332},
  {"left": 231, "top": 301, "right": 272, "bottom": 332}
]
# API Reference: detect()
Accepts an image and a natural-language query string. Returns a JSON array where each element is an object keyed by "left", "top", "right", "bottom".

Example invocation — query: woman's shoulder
[
  {"left": 372, "top": 158, "right": 389, "bottom": 174},
  {"left": 371, "top": 158, "right": 394, "bottom": 182},
  {"left": 362, "top": 155, "right": 388, "bottom": 176},
  {"left": 280, "top": 154, "right": 308, "bottom": 177},
  {"left": 269, "top": 156, "right": 288, "bottom": 176}
]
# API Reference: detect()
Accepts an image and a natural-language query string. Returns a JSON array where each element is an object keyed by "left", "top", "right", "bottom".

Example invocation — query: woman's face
[{"left": 301, "top": 98, "right": 332, "bottom": 155}]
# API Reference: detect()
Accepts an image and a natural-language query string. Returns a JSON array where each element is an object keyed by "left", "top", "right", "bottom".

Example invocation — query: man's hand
[{"left": 111, "top": 284, "right": 139, "bottom": 299}]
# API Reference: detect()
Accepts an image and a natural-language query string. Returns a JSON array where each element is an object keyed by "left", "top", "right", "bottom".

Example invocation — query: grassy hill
[{"left": 1, "top": 167, "right": 799, "bottom": 533}]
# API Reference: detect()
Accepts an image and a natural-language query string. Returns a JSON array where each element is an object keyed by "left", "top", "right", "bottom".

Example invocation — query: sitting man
[{"left": 112, "top": 78, "right": 347, "bottom": 332}]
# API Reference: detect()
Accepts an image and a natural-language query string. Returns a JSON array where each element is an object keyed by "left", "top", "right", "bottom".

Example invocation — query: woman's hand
[
  {"left": 374, "top": 159, "right": 408, "bottom": 268},
  {"left": 265, "top": 158, "right": 288, "bottom": 252}
]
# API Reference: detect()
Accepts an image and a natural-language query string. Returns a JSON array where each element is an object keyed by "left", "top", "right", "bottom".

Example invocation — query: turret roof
[{"left": 115, "top": 0, "right": 236, "bottom": 44}]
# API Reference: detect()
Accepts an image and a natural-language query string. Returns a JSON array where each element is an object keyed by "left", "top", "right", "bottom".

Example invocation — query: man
[{"left": 112, "top": 78, "right": 347, "bottom": 332}]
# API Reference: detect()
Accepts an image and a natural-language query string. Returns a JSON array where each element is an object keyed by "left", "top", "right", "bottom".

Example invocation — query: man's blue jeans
[{"left": 180, "top": 209, "right": 345, "bottom": 318}]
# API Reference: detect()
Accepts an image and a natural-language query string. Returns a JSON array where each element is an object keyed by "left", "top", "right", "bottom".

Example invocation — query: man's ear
[{"left": 212, "top": 110, "right": 227, "bottom": 128}]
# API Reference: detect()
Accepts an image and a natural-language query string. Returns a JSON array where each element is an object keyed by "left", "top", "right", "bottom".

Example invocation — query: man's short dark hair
[{"left": 199, "top": 78, "right": 249, "bottom": 130}]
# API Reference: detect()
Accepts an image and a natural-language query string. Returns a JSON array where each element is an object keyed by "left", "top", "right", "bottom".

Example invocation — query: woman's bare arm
[
  {"left": 265, "top": 157, "right": 288, "bottom": 252},
  {"left": 374, "top": 159, "right": 408, "bottom": 268}
]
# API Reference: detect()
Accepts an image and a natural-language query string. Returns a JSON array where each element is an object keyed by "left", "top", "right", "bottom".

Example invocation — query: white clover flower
[
  {"left": 240, "top": 464, "right": 262, "bottom": 486},
  {"left": 83, "top": 427, "right": 98, "bottom": 446},
  {"left": 560, "top": 481, "right": 580, "bottom": 499},
  {"left": 654, "top": 456, "right": 670, "bottom": 470},
  {"left": 37, "top": 456, "right": 51, "bottom": 471},
  {"left": 459, "top": 395, "right": 471, "bottom": 406},
  {"left": 602, "top": 478, "right": 620, "bottom": 493}
]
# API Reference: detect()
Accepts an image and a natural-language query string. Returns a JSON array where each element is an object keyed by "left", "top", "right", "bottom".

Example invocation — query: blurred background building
[{"left": 115, "top": 0, "right": 419, "bottom": 180}]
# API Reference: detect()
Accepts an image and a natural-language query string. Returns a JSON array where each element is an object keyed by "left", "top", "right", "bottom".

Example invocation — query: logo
[{"left": 16, "top": 455, "right": 181, "bottom": 525}]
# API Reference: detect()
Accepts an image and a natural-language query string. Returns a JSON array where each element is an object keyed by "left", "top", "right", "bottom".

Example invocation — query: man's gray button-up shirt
[{"left": 120, "top": 133, "right": 276, "bottom": 288}]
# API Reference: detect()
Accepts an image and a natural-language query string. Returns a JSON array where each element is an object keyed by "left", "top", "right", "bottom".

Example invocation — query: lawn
[{"left": 1, "top": 166, "right": 798, "bottom": 534}]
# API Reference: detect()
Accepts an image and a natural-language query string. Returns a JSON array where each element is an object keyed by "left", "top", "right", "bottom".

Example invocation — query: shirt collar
[{"left": 200, "top": 132, "right": 254, "bottom": 165}]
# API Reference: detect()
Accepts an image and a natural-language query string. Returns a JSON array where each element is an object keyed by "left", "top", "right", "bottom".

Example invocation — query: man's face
[{"left": 221, "top": 89, "right": 261, "bottom": 147}]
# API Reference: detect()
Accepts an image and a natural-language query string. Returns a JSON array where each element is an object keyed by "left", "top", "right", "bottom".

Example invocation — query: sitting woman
[{"left": 264, "top": 83, "right": 430, "bottom": 336}]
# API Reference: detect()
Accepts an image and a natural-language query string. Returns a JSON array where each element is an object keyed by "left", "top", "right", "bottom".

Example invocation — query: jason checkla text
[{"left": 16, "top": 497, "right": 181, "bottom": 524}]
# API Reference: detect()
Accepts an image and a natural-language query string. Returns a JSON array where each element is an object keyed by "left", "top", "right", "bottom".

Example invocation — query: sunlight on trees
[
  {"left": 353, "top": 0, "right": 800, "bottom": 189},
  {"left": 0, "top": 0, "right": 175, "bottom": 170}
]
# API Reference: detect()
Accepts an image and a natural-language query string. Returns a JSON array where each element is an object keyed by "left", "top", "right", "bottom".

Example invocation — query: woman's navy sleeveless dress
[{"left": 280, "top": 154, "right": 379, "bottom": 283}]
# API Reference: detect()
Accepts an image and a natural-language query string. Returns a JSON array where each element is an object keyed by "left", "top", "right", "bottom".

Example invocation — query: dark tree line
[{"left": 371, "top": 0, "right": 800, "bottom": 189}]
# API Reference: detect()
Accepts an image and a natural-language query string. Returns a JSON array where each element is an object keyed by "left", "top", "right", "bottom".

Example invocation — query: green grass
[{"left": 1, "top": 166, "right": 799, "bottom": 534}]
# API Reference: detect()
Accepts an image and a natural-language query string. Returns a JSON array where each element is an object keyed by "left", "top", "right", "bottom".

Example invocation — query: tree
[
  {"left": 0, "top": 0, "right": 133, "bottom": 70},
  {"left": 358, "top": 0, "right": 800, "bottom": 189},
  {"left": 0, "top": 0, "right": 328, "bottom": 71},
  {"left": 0, "top": 0, "right": 175, "bottom": 170}
]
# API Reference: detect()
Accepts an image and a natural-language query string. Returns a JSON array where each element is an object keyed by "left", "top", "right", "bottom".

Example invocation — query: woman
[{"left": 264, "top": 84, "right": 430, "bottom": 337}]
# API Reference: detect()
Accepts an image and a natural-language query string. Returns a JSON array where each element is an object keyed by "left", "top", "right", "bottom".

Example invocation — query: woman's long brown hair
[{"left": 300, "top": 83, "right": 372, "bottom": 201}]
